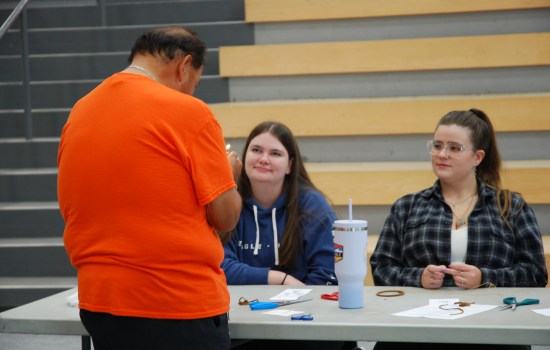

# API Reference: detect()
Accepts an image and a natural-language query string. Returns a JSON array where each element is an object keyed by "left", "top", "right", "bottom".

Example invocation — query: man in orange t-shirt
[{"left": 58, "top": 27, "right": 241, "bottom": 350}]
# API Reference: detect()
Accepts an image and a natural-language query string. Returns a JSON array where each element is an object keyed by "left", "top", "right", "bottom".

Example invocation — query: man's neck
[{"left": 124, "top": 55, "right": 166, "bottom": 84}]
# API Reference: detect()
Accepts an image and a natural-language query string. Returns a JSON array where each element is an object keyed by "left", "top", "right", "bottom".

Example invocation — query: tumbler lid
[{"left": 333, "top": 219, "right": 368, "bottom": 229}]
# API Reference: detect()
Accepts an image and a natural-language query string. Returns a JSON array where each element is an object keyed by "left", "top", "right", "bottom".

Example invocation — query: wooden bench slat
[
  {"left": 304, "top": 160, "right": 550, "bottom": 205},
  {"left": 245, "top": 0, "right": 550, "bottom": 23},
  {"left": 212, "top": 93, "right": 550, "bottom": 137},
  {"left": 219, "top": 33, "right": 550, "bottom": 77}
]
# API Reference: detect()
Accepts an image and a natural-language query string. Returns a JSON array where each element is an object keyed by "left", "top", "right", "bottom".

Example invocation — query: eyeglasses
[{"left": 427, "top": 140, "right": 476, "bottom": 157}]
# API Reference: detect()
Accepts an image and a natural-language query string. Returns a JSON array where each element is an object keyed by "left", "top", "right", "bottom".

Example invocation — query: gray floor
[{"left": 1, "top": 334, "right": 549, "bottom": 349}]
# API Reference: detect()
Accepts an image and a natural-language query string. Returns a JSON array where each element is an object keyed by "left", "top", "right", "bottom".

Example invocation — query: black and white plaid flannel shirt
[{"left": 370, "top": 179, "right": 548, "bottom": 288}]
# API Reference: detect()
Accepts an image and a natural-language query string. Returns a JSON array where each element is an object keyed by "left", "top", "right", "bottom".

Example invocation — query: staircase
[{"left": 0, "top": 0, "right": 252, "bottom": 311}]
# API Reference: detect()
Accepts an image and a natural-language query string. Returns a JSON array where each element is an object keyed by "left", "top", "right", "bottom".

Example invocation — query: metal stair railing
[
  {"left": 0, "top": 0, "right": 107, "bottom": 141},
  {"left": 0, "top": 0, "right": 32, "bottom": 140}
]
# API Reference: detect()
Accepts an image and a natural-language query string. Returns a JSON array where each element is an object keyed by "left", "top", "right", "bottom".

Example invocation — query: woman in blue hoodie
[{"left": 220, "top": 121, "right": 338, "bottom": 287}]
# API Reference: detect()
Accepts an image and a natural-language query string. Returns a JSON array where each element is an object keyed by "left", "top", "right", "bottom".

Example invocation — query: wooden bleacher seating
[
  {"left": 302, "top": 160, "right": 550, "bottom": 205},
  {"left": 211, "top": 93, "right": 550, "bottom": 138},
  {"left": 220, "top": 32, "right": 550, "bottom": 77},
  {"left": 245, "top": 0, "right": 550, "bottom": 23}
]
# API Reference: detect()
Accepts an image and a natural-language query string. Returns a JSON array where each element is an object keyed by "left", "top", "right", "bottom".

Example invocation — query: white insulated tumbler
[{"left": 333, "top": 219, "right": 368, "bottom": 309}]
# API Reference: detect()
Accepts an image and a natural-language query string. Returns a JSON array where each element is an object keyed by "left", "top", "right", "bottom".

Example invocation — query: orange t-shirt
[{"left": 58, "top": 73, "right": 234, "bottom": 319}]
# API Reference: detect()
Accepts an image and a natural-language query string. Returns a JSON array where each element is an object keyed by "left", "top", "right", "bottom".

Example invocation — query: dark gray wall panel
[
  {"left": 0, "top": 22, "right": 254, "bottom": 55},
  {"left": 194, "top": 76, "right": 229, "bottom": 103},
  {"left": 0, "top": 110, "right": 69, "bottom": 138},
  {"left": 0, "top": 49, "right": 219, "bottom": 82},
  {"left": 0, "top": 0, "right": 94, "bottom": 10},
  {"left": 223, "top": 137, "right": 246, "bottom": 158},
  {"left": 533, "top": 205, "right": 550, "bottom": 236},
  {"left": 228, "top": 66, "right": 550, "bottom": 102},
  {"left": 297, "top": 132, "right": 550, "bottom": 163},
  {"left": 0, "top": 140, "right": 60, "bottom": 168},
  {"left": 0, "top": 172, "right": 58, "bottom": 201},
  {"left": 0, "top": 5, "right": 99, "bottom": 28},
  {"left": 0, "top": 246, "right": 76, "bottom": 276},
  {"left": 0, "top": 53, "right": 128, "bottom": 82},
  {"left": 0, "top": 75, "right": 227, "bottom": 109},
  {"left": 256, "top": 8, "right": 550, "bottom": 45},
  {"left": 0, "top": 0, "right": 244, "bottom": 28},
  {"left": 0, "top": 208, "right": 65, "bottom": 239},
  {"left": 227, "top": 131, "right": 550, "bottom": 163},
  {"left": 0, "top": 81, "right": 101, "bottom": 109},
  {"left": 0, "top": 287, "right": 73, "bottom": 308},
  {"left": 108, "top": 1, "right": 245, "bottom": 26}
]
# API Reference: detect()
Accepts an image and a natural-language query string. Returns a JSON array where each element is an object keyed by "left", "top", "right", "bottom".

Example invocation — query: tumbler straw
[{"left": 349, "top": 199, "right": 352, "bottom": 222}]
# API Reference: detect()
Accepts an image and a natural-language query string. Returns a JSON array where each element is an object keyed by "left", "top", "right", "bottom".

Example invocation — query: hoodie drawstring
[
  {"left": 253, "top": 205, "right": 260, "bottom": 255},
  {"left": 272, "top": 208, "right": 279, "bottom": 266},
  {"left": 252, "top": 205, "right": 280, "bottom": 266}
]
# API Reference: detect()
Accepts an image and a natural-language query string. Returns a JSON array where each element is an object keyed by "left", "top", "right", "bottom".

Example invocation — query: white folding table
[{"left": 1, "top": 285, "right": 549, "bottom": 349}]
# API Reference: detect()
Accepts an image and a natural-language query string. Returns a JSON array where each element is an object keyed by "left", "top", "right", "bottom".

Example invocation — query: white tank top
[{"left": 450, "top": 226, "right": 468, "bottom": 264}]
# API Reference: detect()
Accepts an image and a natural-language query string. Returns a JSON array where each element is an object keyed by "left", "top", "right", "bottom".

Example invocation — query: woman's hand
[
  {"left": 445, "top": 264, "right": 482, "bottom": 289},
  {"left": 267, "top": 270, "right": 305, "bottom": 286},
  {"left": 422, "top": 265, "right": 447, "bottom": 289}
]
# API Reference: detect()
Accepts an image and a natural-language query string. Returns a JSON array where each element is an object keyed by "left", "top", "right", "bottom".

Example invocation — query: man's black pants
[{"left": 80, "top": 309, "right": 230, "bottom": 350}]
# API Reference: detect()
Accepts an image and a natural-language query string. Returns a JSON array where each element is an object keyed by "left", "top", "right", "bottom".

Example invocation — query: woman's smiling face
[{"left": 245, "top": 132, "right": 293, "bottom": 187}]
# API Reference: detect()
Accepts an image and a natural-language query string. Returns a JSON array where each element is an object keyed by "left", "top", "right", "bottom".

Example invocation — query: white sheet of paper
[
  {"left": 393, "top": 304, "right": 498, "bottom": 320},
  {"left": 532, "top": 308, "right": 550, "bottom": 316},
  {"left": 429, "top": 299, "right": 459, "bottom": 306},
  {"left": 270, "top": 289, "right": 312, "bottom": 300},
  {"left": 263, "top": 309, "right": 305, "bottom": 317}
]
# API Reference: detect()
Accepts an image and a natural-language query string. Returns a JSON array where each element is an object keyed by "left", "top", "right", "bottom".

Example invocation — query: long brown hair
[
  {"left": 218, "top": 121, "right": 325, "bottom": 269},
  {"left": 437, "top": 108, "right": 524, "bottom": 231}
]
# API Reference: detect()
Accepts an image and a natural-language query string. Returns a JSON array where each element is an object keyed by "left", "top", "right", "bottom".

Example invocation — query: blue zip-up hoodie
[{"left": 221, "top": 188, "right": 338, "bottom": 285}]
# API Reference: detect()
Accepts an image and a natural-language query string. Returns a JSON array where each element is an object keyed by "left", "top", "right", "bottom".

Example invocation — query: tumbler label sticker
[
  {"left": 335, "top": 244, "right": 343, "bottom": 263},
  {"left": 364, "top": 244, "right": 368, "bottom": 266}
]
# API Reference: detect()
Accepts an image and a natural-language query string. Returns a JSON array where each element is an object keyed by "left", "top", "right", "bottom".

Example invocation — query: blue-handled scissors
[
  {"left": 249, "top": 298, "right": 313, "bottom": 311},
  {"left": 498, "top": 297, "right": 539, "bottom": 310}
]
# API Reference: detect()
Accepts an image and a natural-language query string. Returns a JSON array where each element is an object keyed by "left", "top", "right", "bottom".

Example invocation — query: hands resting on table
[{"left": 422, "top": 264, "right": 482, "bottom": 289}]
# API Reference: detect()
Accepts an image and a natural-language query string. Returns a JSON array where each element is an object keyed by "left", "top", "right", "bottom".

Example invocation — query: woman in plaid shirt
[{"left": 370, "top": 109, "right": 547, "bottom": 289}]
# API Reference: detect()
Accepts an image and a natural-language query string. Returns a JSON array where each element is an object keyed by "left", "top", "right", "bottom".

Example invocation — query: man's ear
[
  {"left": 176, "top": 57, "right": 185, "bottom": 82},
  {"left": 175, "top": 55, "right": 193, "bottom": 82},
  {"left": 182, "top": 55, "right": 193, "bottom": 73}
]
